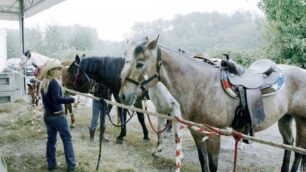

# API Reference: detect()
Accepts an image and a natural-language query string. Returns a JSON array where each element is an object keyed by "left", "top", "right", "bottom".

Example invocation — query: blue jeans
[
  {"left": 44, "top": 113, "right": 76, "bottom": 170},
  {"left": 89, "top": 99, "right": 107, "bottom": 131}
]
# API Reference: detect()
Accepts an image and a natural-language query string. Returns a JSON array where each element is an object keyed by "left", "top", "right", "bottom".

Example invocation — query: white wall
[{"left": 0, "top": 30, "right": 7, "bottom": 72}]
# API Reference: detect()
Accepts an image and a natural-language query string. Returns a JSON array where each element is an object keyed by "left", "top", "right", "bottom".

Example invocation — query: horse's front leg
[
  {"left": 134, "top": 99, "right": 150, "bottom": 141},
  {"left": 170, "top": 102, "right": 184, "bottom": 172},
  {"left": 67, "top": 104, "right": 75, "bottom": 128},
  {"left": 153, "top": 117, "right": 167, "bottom": 157},
  {"left": 116, "top": 107, "right": 127, "bottom": 144}
]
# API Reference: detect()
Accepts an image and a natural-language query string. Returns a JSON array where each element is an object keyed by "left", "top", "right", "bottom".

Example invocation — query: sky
[{"left": 0, "top": 0, "right": 262, "bottom": 41}]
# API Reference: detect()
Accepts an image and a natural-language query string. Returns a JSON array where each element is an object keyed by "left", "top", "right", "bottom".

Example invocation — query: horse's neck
[
  {"left": 159, "top": 48, "right": 219, "bottom": 113},
  {"left": 160, "top": 49, "right": 216, "bottom": 91},
  {"left": 149, "top": 82, "right": 178, "bottom": 112},
  {"left": 87, "top": 69, "right": 121, "bottom": 94},
  {"left": 31, "top": 53, "right": 52, "bottom": 66}
]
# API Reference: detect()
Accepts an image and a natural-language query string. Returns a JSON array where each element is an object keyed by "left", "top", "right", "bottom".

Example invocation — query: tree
[{"left": 258, "top": 0, "right": 306, "bottom": 67}]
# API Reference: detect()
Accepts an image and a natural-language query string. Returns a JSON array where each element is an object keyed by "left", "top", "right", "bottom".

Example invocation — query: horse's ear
[
  {"left": 27, "top": 83, "right": 32, "bottom": 89},
  {"left": 148, "top": 35, "right": 160, "bottom": 49},
  {"left": 24, "top": 50, "right": 31, "bottom": 58},
  {"left": 75, "top": 54, "right": 80, "bottom": 63}
]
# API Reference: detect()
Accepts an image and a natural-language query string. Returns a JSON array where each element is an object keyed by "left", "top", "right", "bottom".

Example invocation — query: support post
[{"left": 19, "top": 0, "right": 26, "bottom": 95}]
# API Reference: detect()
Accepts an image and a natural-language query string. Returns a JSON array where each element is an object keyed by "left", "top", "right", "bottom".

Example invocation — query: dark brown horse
[{"left": 65, "top": 55, "right": 150, "bottom": 144}]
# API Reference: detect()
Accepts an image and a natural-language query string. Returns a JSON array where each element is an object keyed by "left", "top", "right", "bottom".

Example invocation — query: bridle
[
  {"left": 124, "top": 47, "right": 162, "bottom": 93},
  {"left": 66, "top": 61, "right": 95, "bottom": 92}
]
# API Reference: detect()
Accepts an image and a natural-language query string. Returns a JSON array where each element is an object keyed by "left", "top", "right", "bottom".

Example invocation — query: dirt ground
[{"left": 0, "top": 98, "right": 297, "bottom": 172}]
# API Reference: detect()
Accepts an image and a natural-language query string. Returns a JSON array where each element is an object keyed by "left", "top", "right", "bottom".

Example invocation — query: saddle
[{"left": 221, "top": 56, "right": 282, "bottom": 142}]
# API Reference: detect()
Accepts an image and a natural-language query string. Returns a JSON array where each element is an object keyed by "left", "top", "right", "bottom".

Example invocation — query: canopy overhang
[{"left": 0, "top": 0, "right": 65, "bottom": 21}]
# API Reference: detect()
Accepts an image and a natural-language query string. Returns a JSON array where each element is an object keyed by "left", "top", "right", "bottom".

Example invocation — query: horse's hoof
[{"left": 116, "top": 138, "right": 124, "bottom": 144}]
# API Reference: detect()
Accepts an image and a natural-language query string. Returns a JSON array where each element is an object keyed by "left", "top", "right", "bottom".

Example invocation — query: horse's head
[
  {"left": 119, "top": 36, "right": 160, "bottom": 105},
  {"left": 66, "top": 54, "right": 94, "bottom": 93},
  {"left": 19, "top": 50, "right": 33, "bottom": 69}
]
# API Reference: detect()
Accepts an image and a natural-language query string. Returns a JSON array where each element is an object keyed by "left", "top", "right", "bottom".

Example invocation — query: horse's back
[{"left": 278, "top": 64, "right": 306, "bottom": 118}]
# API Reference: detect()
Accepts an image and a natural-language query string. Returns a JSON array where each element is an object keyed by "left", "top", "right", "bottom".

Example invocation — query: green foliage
[{"left": 258, "top": 0, "right": 306, "bottom": 67}]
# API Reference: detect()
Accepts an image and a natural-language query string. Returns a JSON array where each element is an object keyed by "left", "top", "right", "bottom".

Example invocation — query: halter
[
  {"left": 66, "top": 61, "right": 95, "bottom": 92},
  {"left": 125, "top": 47, "right": 162, "bottom": 93}
]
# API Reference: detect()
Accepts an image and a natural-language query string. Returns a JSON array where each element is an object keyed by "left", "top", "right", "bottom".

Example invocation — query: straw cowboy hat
[
  {"left": 40, "top": 59, "right": 63, "bottom": 77},
  {"left": 193, "top": 52, "right": 211, "bottom": 60}
]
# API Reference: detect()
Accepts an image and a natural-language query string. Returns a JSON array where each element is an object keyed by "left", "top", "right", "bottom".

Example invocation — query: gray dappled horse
[{"left": 119, "top": 37, "right": 306, "bottom": 172}]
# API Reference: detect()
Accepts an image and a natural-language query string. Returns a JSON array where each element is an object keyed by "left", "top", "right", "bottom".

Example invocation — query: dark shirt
[
  {"left": 94, "top": 83, "right": 110, "bottom": 99},
  {"left": 41, "top": 79, "right": 74, "bottom": 113}
]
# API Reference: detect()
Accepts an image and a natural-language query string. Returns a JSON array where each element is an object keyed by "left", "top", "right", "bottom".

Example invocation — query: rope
[
  {"left": 96, "top": 99, "right": 105, "bottom": 171},
  {"left": 146, "top": 113, "right": 170, "bottom": 134},
  {"left": 232, "top": 131, "right": 243, "bottom": 172},
  {"left": 144, "top": 101, "right": 170, "bottom": 134},
  {"left": 106, "top": 107, "right": 135, "bottom": 128}
]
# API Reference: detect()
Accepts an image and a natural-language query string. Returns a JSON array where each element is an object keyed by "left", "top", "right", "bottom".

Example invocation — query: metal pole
[{"left": 18, "top": 0, "right": 26, "bottom": 95}]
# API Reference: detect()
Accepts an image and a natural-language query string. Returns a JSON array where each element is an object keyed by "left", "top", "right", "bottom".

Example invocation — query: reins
[
  {"left": 66, "top": 61, "right": 95, "bottom": 92},
  {"left": 144, "top": 101, "right": 170, "bottom": 134}
]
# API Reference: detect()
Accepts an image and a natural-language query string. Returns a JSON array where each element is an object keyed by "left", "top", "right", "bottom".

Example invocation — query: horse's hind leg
[
  {"left": 134, "top": 99, "right": 149, "bottom": 141},
  {"left": 278, "top": 114, "right": 294, "bottom": 172},
  {"left": 291, "top": 117, "right": 306, "bottom": 172}
]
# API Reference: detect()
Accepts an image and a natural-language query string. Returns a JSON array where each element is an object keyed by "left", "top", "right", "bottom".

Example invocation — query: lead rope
[
  {"left": 144, "top": 101, "right": 170, "bottom": 134},
  {"left": 96, "top": 98, "right": 106, "bottom": 171}
]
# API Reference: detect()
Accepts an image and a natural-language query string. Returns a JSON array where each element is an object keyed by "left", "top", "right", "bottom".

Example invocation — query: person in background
[
  {"left": 39, "top": 60, "right": 76, "bottom": 172},
  {"left": 89, "top": 82, "right": 111, "bottom": 146}
]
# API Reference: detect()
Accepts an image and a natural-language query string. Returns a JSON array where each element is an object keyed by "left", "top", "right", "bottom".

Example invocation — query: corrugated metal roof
[{"left": 0, "top": 0, "right": 65, "bottom": 20}]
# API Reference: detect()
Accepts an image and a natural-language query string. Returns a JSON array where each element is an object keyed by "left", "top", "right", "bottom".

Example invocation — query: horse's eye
[{"left": 136, "top": 63, "right": 144, "bottom": 69}]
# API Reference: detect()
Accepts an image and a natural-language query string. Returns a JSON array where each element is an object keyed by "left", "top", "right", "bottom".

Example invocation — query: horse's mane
[
  {"left": 80, "top": 56, "right": 125, "bottom": 80},
  {"left": 159, "top": 45, "right": 219, "bottom": 68}
]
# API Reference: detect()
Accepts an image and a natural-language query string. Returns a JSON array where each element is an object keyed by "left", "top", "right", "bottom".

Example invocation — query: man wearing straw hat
[{"left": 40, "top": 59, "right": 76, "bottom": 172}]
